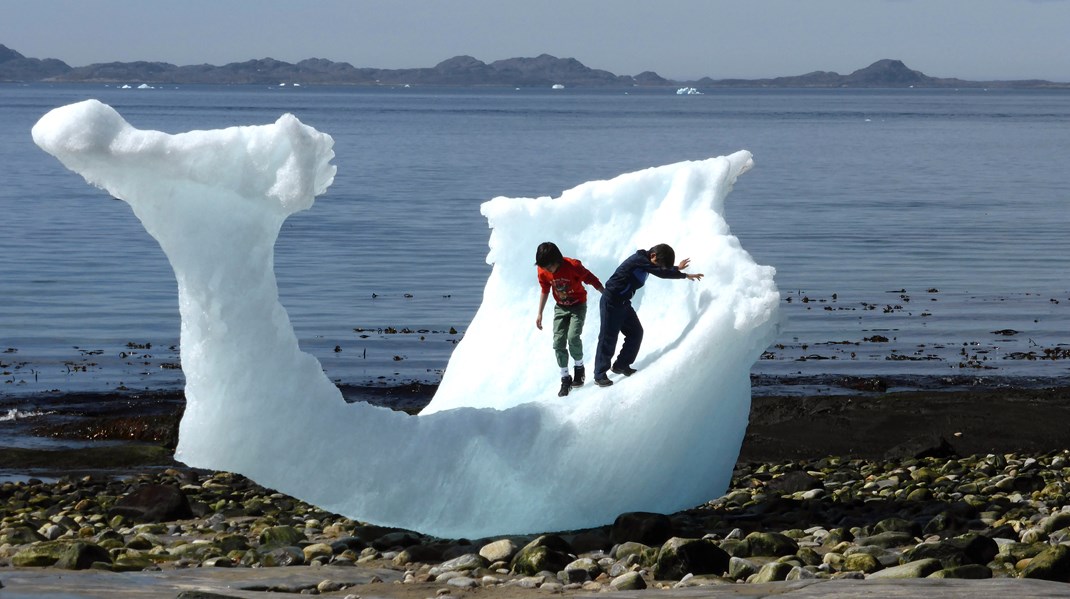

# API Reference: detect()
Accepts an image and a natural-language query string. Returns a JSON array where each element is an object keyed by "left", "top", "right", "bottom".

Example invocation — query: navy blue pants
[{"left": 594, "top": 293, "right": 644, "bottom": 379}]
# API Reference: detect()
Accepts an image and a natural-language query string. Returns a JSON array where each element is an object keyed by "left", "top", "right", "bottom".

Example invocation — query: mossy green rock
[
  {"left": 55, "top": 541, "right": 112, "bottom": 570},
  {"left": 12, "top": 541, "right": 111, "bottom": 569},
  {"left": 752, "top": 561, "right": 793, "bottom": 583},
  {"left": 112, "top": 553, "right": 157, "bottom": 572},
  {"left": 510, "top": 536, "right": 572, "bottom": 576},
  {"left": 728, "top": 556, "right": 757, "bottom": 580},
  {"left": 258, "top": 525, "right": 305, "bottom": 548},
  {"left": 1021, "top": 544, "right": 1070, "bottom": 582},
  {"left": 717, "top": 538, "right": 746, "bottom": 557},
  {"left": 609, "top": 571, "right": 647, "bottom": 590},
  {"left": 12, "top": 541, "right": 67, "bottom": 567},
  {"left": 998, "top": 541, "right": 1045, "bottom": 562},
  {"left": 844, "top": 552, "right": 882, "bottom": 573},
  {"left": 741, "top": 531, "right": 798, "bottom": 557}
]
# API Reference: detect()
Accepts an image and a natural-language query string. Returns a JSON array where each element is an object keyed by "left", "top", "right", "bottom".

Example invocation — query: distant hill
[
  {"left": 1, "top": 43, "right": 1065, "bottom": 89},
  {"left": 0, "top": 44, "right": 73, "bottom": 81}
]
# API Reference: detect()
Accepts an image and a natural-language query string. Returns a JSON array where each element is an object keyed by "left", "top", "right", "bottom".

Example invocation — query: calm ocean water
[{"left": 1, "top": 83, "right": 1069, "bottom": 402}]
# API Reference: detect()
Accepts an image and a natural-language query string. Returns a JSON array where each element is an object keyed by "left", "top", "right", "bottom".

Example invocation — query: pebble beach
[{"left": 4, "top": 386, "right": 1070, "bottom": 597}]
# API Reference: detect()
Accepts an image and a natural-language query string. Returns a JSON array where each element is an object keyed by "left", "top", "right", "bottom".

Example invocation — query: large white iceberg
[{"left": 32, "top": 99, "right": 780, "bottom": 539}]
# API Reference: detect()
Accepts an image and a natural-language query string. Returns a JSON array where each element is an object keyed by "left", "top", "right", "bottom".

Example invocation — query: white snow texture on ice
[{"left": 32, "top": 99, "right": 780, "bottom": 538}]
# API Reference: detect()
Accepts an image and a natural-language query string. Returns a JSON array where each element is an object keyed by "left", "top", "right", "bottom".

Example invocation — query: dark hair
[
  {"left": 535, "top": 242, "right": 564, "bottom": 268},
  {"left": 649, "top": 243, "right": 676, "bottom": 267}
]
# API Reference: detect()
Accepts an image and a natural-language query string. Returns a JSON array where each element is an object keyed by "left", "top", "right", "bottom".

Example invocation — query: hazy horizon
[{"left": 3, "top": 0, "right": 1069, "bottom": 82}]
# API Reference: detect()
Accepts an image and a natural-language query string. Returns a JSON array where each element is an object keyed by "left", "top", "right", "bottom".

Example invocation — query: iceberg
[{"left": 31, "top": 99, "right": 780, "bottom": 539}]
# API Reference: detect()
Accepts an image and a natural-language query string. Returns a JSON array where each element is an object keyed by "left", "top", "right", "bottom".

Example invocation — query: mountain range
[{"left": 1, "top": 44, "right": 1065, "bottom": 89}]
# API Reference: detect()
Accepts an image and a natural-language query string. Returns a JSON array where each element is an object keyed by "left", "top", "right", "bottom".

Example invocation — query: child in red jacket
[{"left": 535, "top": 242, "right": 605, "bottom": 396}]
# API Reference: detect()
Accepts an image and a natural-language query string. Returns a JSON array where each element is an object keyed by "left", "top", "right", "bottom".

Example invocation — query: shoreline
[
  {"left": 4, "top": 383, "right": 1070, "bottom": 473},
  {"left": 3, "top": 385, "right": 1070, "bottom": 595}
]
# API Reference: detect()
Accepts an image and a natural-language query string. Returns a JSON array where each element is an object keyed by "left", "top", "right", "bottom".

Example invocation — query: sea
[{"left": 2, "top": 82, "right": 1069, "bottom": 424}]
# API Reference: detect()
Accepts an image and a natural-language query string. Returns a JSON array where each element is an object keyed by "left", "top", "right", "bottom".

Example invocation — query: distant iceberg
[
  {"left": 676, "top": 87, "right": 703, "bottom": 95},
  {"left": 551, "top": 83, "right": 565, "bottom": 89}
]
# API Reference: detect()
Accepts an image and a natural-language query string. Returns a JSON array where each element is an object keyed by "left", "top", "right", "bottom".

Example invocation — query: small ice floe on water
[
  {"left": 279, "top": 82, "right": 287, "bottom": 87},
  {"left": 119, "top": 84, "right": 132, "bottom": 89},
  {"left": 551, "top": 83, "right": 564, "bottom": 89},
  {"left": 137, "top": 84, "right": 154, "bottom": 90},
  {"left": 676, "top": 87, "right": 703, "bottom": 95},
  {"left": 1, "top": 408, "right": 49, "bottom": 422}
]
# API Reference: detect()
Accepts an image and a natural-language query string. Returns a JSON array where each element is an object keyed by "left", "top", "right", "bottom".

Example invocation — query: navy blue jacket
[{"left": 604, "top": 249, "right": 686, "bottom": 301}]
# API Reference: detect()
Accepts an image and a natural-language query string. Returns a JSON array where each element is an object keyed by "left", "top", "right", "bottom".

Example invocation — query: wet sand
[
  {"left": 10, "top": 384, "right": 1070, "bottom": 474},
  {"left": 740, "top": 386, "right": 1070, "bottom": 462}
]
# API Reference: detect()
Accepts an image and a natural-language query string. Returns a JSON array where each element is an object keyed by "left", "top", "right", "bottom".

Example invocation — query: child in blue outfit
[{"left": 593, "top": 243, "right": 703, "bottom": 387}]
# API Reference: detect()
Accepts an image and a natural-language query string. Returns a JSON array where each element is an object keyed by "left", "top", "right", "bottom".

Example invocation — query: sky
[{"left": 3, "top": 0, "right": 1069, "bottom": 82}]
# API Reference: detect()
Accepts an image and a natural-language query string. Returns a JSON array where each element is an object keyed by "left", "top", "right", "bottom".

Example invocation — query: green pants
[{"left": 552, "top": 303, "right": 587, "bottom": 368}]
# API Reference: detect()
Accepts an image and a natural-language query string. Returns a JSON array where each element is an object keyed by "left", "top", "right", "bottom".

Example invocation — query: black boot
[
  {"left": 558, "top": 375, "right": 573, "bottom": 397},
  {"left": 572, "top": 365, "right": 585, "bottom": 387}
]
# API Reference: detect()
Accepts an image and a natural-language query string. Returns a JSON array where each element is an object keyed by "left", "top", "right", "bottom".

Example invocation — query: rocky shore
[{"left": 3, "top": 386, "right": 1070, "bottom": 598}]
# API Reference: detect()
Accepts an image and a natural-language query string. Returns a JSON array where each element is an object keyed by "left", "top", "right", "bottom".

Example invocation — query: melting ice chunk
[{"left": 32, "top": 99, "right": 779, "bottom": 538}]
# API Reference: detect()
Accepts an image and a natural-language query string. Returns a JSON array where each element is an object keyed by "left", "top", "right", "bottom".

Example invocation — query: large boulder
[
  {"left": 479, "top": 538, "right": 518, "bottom": 563},
  {"left": 653, "top": 537, "right": 729, "bottom": 580},
  {"left": 868, "top": 558, "right": 943, "bottom": 579},
  {"left": 740, "top": 531, "right": 799, "bottom": 557},
  {"left": 611, "top": 512, "right": 673, "bottom": 546},
  {"left": 109, "top": 484, "right": 192, "bottom": 523},
  {"left": 1021, "top": 544, "right": 1070, "bottom": 582},
  {"left": 12, "top": 541, "right": 111, "bottom": 569},
  {"left": 752, "top": 561, "right": 793, "bottom": 583},
  {"left": 55, "top": 541, "right": 112, "bottom": 570},
  {"left": 510, "top": 535, "right": 573, "bottom": 576}
]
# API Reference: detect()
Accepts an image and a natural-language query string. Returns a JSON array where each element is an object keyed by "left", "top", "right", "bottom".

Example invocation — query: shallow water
[{"left": 1, "top": 84, "right": 1068, "bottom": 399}]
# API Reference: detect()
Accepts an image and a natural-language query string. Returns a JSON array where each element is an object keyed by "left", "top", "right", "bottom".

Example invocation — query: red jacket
[{"left": 538, "top": 257, "right": 601, "bottom": 306}]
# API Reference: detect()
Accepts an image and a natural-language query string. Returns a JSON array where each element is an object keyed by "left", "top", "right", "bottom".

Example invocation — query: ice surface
[{"left": 32, "top": 100, "right": 780, "bottom": 539}]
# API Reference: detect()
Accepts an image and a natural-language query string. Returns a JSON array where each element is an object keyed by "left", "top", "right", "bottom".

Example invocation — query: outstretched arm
[{"left": 676, "top": 257, "right": 703, "bottom": 281}]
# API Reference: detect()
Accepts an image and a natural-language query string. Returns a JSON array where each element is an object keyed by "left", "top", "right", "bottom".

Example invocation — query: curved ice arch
[{"left": 32, "top": 100, "right": 780, "bottom": 539}]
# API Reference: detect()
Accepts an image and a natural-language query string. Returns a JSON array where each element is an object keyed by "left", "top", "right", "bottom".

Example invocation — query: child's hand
[
  {"left": 687, "top": 273, "right": 704, "bottom": 281},
  {"left": 677, "top": 257, "right": 691, "bottom": 270},
  {"left": 536, "top": 315, "right": 543, "bottom": 330}
]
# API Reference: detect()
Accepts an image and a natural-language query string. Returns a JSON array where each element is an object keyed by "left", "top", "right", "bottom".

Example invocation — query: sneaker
[
  {"left": 611, "top": 365, "right": 637, "bottom": 376},
  {"left": 558, "top": 375, "right": 573, "bottom": 397},
  {"left": 572, "top": 365, "right": 585, "bottom": 387},
  {"left": 594, "top": 376, "right": 613, "bottom": 387}
]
